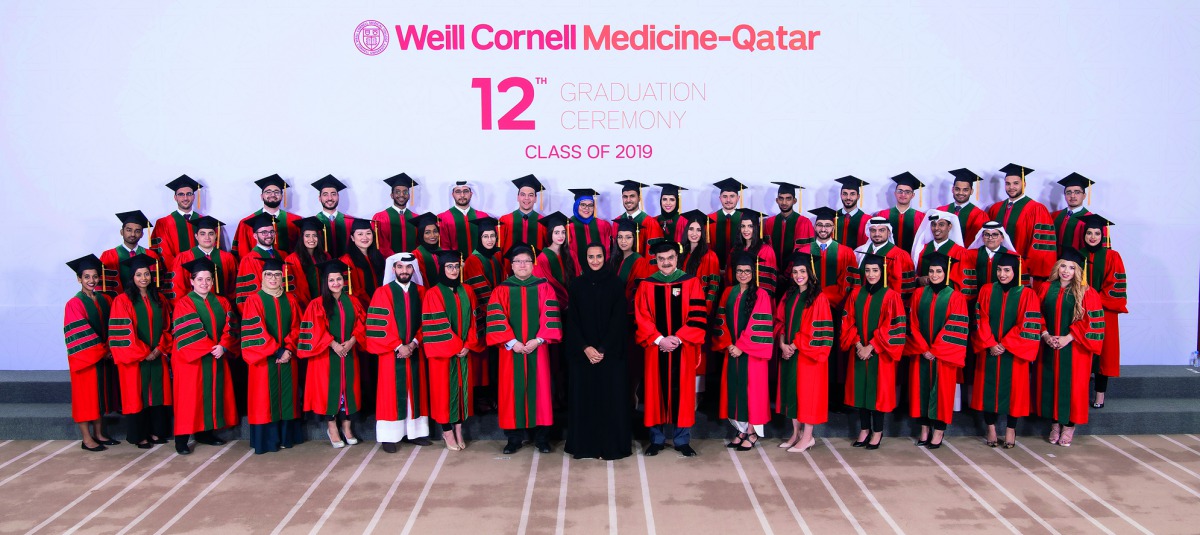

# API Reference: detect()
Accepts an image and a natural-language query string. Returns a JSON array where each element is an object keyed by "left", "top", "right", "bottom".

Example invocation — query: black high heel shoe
[
  {"left": 81, "top": 442, "right": 107, "bottom": 452},
  {"left": 851, "top": 433, "right": 869, "bottom": 448},
  {"left": 726, "top": 432, "right": 747, "bottom": 448},
  {"left": 865, "top": 433, "right": 883, "bottom": 450},
  {"left": 737, "top": 434, "right": 759, "bottom": 451},
  {"left": 93, "top": 436, "right": 120, "bottom": 446}
]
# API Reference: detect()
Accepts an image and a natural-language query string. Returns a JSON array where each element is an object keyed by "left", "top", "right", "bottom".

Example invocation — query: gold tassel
[
  {"left": 919, "top": 187, "right": 923, "bottom": 207},
  {"left": 283, "top": 184, "right": 288, "bottom": 210},
  {"left": 101, "top": 267, "right": 107, "bottom": 293},
  {"left": 373, "top": 221, "right": 379, "bottom": 249},
  {"left": 739, "top": 186, "right": 744, "bottom": 209},
  {"left": 1018, "top": 257, "right": 1023, "bottom": 284},
  {"left": 322, "top": 225, "right": 328, "bottom": 253},
  {"left": 884, "top": 261, "right": 888, "bottom": 287},
  {"left": 195, "top": 187, "right": 201, "bottom": 214},
  {"left": 155, "top": 261, "right": 160, "bottom": 289},
  {"left": 214, "top": 265, "right": 220, "bottom": 294},
  {"left": 798, "top": 188, "right": 802, "bottom": 212},
  {"left": 635, "top": 226, "right": 640, "bottom": 254},
  {"left": 1106, "top": 224, "right": 1112, "bottom": 248},
  {"left": 1021, "top": 168, "right": 1026, "bottom": 195},
  {"left": 538, "top": 186, "right": 544, "bottom": 212},
  {"left": 284, "top": 264, "right": 290, "bottom": 292},
  {"left": 347, "top": 264, "right": 353, "bottom": 296},
  {"left": 1086, "top": 185, "right": 1091, "bottom": 206}
]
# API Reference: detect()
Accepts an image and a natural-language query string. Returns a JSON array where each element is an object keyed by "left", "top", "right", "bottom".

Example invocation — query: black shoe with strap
[{"left": 726, "top": 432, "right": 747, "bottom": 449}]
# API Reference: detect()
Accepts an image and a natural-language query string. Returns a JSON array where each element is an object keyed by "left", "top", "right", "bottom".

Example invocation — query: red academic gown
[
  {"left": 712, "top": 286, "right": 774, "bottom": 425},
  {"left": 421, "top": 283, "right": 483, "bottom": 424},
  {"left": 463, "top": 251, "right": 506, "bottom": 386},
  {"left": 365, "top": 282, "right": 429, "bottom": 422},
  {"left": 99, "top": 246, "right": 162, "bottom": 299},
  {"left": 240, "top": 291, "right": 302, "bottom": 424},
  {"left": 634, "top": 272, "right": 708, "bottom": 427},
  {"left": 373, "top": 206, "right": 419, "bottom": 257},
  {"left": 857, "top": 243, "right": 917, "bottom": 303},
  {"left": 63, "top": 292, "right": 116, "bottom": 422},
  {"left": 970, "top": 283, "right": 1043, "bottom": 417},
  {"left": 339, "top": 251, "right": 385, "bottom": 310},
  {"left": 411, "top": 246, "right": 441, "bottom": 289},
  {"left": 724, "top": 245, "right": 778, "bottom": 296},
  {"left": 315, "top": 212, "right": 356, "bottom": 259},
  {"left": 765, "top": 212, "right": 816, "bottom": 270},
  {"left": 150, "top": 211, "right": 201, "bottom": 275},
  {"left": 232, "top": 210, "right": 301, "bottom": 258},
  {"left": 168, "top": 247, "right": 238, "bottom": 303},
  {"left": 1051, "top": 207, "right": 1090, "bottom": 253},
  {"left": 485, "top": 277, "right": 563, "bottom": 429},
  {"left": 108, "top": 293, "right": 173, "bottom": 415},
  {"left": 533, "top": 248, "right": 573, "bottom": 307},
  {"left": 681, "top": 249, "right": 722, "bottom": 311},
  {"left": 903, "top": 286, "right": 969, "bottom": 424},
  {"left": 707, "top": 211, "right": 742, "bottom": 271},
  {"left": 282, "top": 252, "right": 318, "bottom": 308},
  {"left": 438, "top": 207, "right": 491, "bottom": 256},
  {"left": 804, "top": 241, "right": 855, "bottom": 306},
  {"left": 840, "top": 285, "right": 907, "bottom": 411},
  {"left": 298, "top": 294, "right": 366, "bottom": 416},
  {"left": 171, "top": 292, "right": 238, "bottom": 435},
  {"left": 498, "top": 210, "right": 548, "bottom": 256},
  {"left": 913, "top": 241, "right": 968, "bottom": 290},
  {"left": 986, "top": 197, "right": 1057, "bottom": 286},
  {"left": 1084, "top": 246, "right": 1127, "bottom": 376},
  {"left": 567, "top": 217, "right": 614, "bottom": 268},
  {"left": 614, "top": 212, "right": 663, "bottom": 255},
  {"left": 234, "top": 247, "right": 281, "bottom": 310},
  {"left": 1034, "top": 281, "right": 1105, "bottom": 425},
  {"left": 940, "top": 202, "right": 990, "bottom": 246},
  {"left": 836, "top": 208, "right": 871, "bottom": 251},
  {"left": 775, "top": 291, "right": 834, "bottom": 424},
  {"left": 877, "top": 207, "right": 927, "bottom": 253}
]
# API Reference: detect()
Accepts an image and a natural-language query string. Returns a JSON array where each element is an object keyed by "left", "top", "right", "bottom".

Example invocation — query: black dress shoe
[
  {"left": 926, "top": 440, "right": 942, "bottom": 450},
  {"left": 195, "top": 436, "right": 226, "bottom": 446},
  {"left": 405, "top": 437, "right": 434, "bottom": 446},
  {"left": 503, "top": 440, "right": 523, "bottom": 454},
  {"left": 644, "top": 443, "right": 665, "bottom": 456},
  {"left": 916, "top": 437, "right": 929, "bottom": 447},
  {"left": 536, "top": 442, "right": 553, "bottom": 454},
  {"left": 675, "top": 444, "right": 697, "bottom": 457},
  {"left": 136, "top": 442, "right": 153, "bottom": 449},
  {"left": 96, "top": 438, "right": 120, "bottom": 446},
  {"left": 175, "top": 443, "right": 191, "bottom": 455},
  {"left": 382, "top": 442, "right": 398, "bottom": 453},
  {"left": 151, "top": 437, "right": 170, "bottom": 445},
  {"left": 865, "top": 439, "right": 882, "bottom": 450},
  {"left": 81, "top": 442, "right": 107, "bottom": 452},
  {"left": 851, "top": 438, "right": 867, "bottom": 448}
]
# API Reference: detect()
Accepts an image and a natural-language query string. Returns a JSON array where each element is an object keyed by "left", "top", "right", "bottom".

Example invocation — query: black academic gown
[{"left": 564, "top": 267, "right": 632, "bottom": 460}]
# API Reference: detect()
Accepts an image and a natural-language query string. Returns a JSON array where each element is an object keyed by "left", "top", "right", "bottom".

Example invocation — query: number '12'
[{"left": 471, "top": 77, "right": 535, "bottom": 130}]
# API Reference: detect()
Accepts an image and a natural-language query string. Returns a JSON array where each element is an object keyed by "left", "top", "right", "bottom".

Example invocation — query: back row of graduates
[{"left": 63, "top": 164, "right": 1126, "bottom": 455}]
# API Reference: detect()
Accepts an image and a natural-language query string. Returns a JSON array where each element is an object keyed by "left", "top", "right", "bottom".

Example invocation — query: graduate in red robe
[
  {"left": 365, "top": 252, "right": 432, "bottom": 452},
  {"left": 463, "top": 217, "right": 506, "bottom": 412},
  {"left": 612, "top": 219, "right": 656, "bottom": 304},
  {"left": 903, "top": 252, "right": 969, "bottom": 449},
  {"left": 804, "top": 208, "right": 856, "bottom": 306},
  {"left": 654, "top": 183, "right": 688, "bottom": 243},
  {"left": 498, "top": 175, "right": 548, "bottom": 258},
  {"left": 171, "top": 257, "right": 238, "bottom": 455},
  {"left": 407, "top": 212, "right": 444, "bottom": 287},
  {"left": 167, "top": 216, "right": 238, "bottom": 302},
  {"left": 775, "top": 252, "right": 834, "bottom": 453},
  {"left": 64, "top": 255, "right": 120, "bottom": 452},
  {"left": 372, "top": 173, "right": 420, "bottom": 257},
  {"left": 840, "top": 252, "right": 907, "bottom": 450},
  {"left": 938, "top": 169, "right": 988, "bottom": 245},
  {"left": 421, "top": 250, "right": 483, "bottom": 451},
  {"left": 108, "top": 254, "right": 173, "bottom": 448},
  {"left": 985, "top": 164, "right": 1057, "bottom": 290},
  {"left": 485, "top": 245, "right": 563, "bottom": 454},
  {"left": 339, "top": 218, "right": 387, "bottom": 312},
  {"left": 311, "top": 174, "right": 356, "bottom": 258},
  {"left": 875, "top": 172, "right": 927, "bottom": 253},
  {"left": 677, "top": 211, "right": 722, "bottom": 398},
  {"left": 151, "top": 175, "right": 204, "bottom": 274},
  {"left": 833, "top": 176, "right": 872, "bottom": 250},
  {"left": 231, "top": 174, "right": 301, "bottom": 258},
  {"left": 1035, "top": 249, "right": 1106, "bottom": 447},
  {"left": 765, "top": 182, "right": 815, "bottom": 291},
  {"left": 853, "top": 217, "right": 918, "bottom": 303},
  {"left": 282, "top": 216, "right": 332, "bottom": 309},
  {"left": 1078, "top": 214, "right": 1127, "bottom": 408},
  {"left": 533, "top": 211, "right": 576, "bottom": 306},
  {"left": 99, "top": 210, "right": 162, "bottom": 298},
  {"left": 438, "top": 181, "right": 491, "bottom": 256},
  {"left": 910, "top": 210, "right": 968, "bottom": 291},
  {"left": 234, "top": 213, "right": 285, "bottom": 310},
  {"left": 566, "top": 188, "right": 614, "bottom": 267},
  {"left": 613, "top": 180, "right": 663, "bottom": 255},
  {"left": 970, "top": 251, "right": 1043, "bottom": 449},
  {"left": 240, "top": 258, "right": 305, "bottom": 454},
  {"left": 299, "top": 259, "right": 367, "bottom": 448},
  {"left": 712, "top": 253, "right": 775, "bottom": 450},
  {"left": 961, "top": 221, "right": 1020, "bottom": 303},
  {"left": 724, "top": 209, "right": 779, "bottom": 295},
  {"left": 1050, "top": 173, "right": 1094, "bottom": 252},
  {"left": 707, "top": 177, "right": 746, "bottom": 271},
  {"left": 634, "top": 241, "right": 708, "bottom": 457}
]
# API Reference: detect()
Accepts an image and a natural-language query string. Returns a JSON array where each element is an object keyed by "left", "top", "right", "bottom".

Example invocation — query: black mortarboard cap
[
  {"left": 182, "top": 257, "right": 216, "bottom": 276},
  {"left": 616, "top": 180, "right": 650, "bottom": 193},
  {"left": 1058, "top": 247, "right": 1086, "bottom": 265},
  {"left": 890, "top": 172, "right": 924, "bottom": 190},
  {"left": 406, "top": 212, "right": 439, "bottom": 230},
  {"left": 254, "top": 174, "right": 287, "bottom": 191},
  {"left": 245, "top": 213, "right": 275, "bottom": 231},
  {"left": 471, "top": 216, "right": 499, "bottom": 232},
  {"left": 511, "top": 174, "right": 543, "bottom": 192},
  {"left": 655, "top": 183, "right": 687, "bottom": 196},
  {"left": 116, "top": 210, "right": 152, "bottom": 228},
  {"left": 732, "top": 252, "right": 757, "bottom": 268},
  {"left": 259, "top": 257, "right": 286, "bottom": 272},
  {"left": 835, "top": 176, "right": 869, "bottom": 190},
  {"left": 1057, "top": 172, "right": 1094, "bottom": 190},
  {"left": 859, "top": 252, "right": 886, "bottom": 268},
  {"left": 1079, "top": 213, "right": 1113, "bottom": 230},
  {"left": 434, "top": 250, "right": 463, "bottom": 266},
  {"left": 316, "top": 259, "right": 349, "bottom": 276},
  {"left": 119, "top": 253, "right": 158, "bottom": 274},
  {"left": 922, "top": 251, "right": 958, "bottom": 272},
  {"left": 505, "top": 243, "right": 536, "bottom": 261},
  {"left": 999, "top": 163, "right": 1034, "bottom": 178},
  {"left": 568, "top": 188, "right": 599, "bottom": 200},
  {"left": 681, "top": 209, "right": 709, "bottom": 224},
  {"left": 537, "top": 211, "right": 570, "bottom": 230},
  {"left": 948, "top": 168, "right": 982, "bottom": 185},
  {"left": 311, "top": 174, "right": 347, "bottom": 192},
  {"left": 713, "top": 177, "right": 746, "bottom": 193},
  {"left": 296, "top": 216, "right": 324, "bottom": 232},
  {"left": 649, "top": 240, "right": 681, "bottom": 255},
  {"left": 384, "top": 172, "right": 418, "bottom": 189},
  {"left": 737, "top": 208, "right": 765, "bottom": 221},
  {"left": 189, "top": 215, "right": 224, "bottom": 231},
  {"left": 614, "top": 218, "right": 638, "bottom": 233},
  {"left": 350, "top": 218, "right": 374, "bottom": 232},
  {"left": 772, "top": 181, "right": 803, "bottom": 196},
  {"left": 165, "top": 174, "right": 202, "bottom": 192},
  {"left": 809, "top": 207, "right": 838, "bottom": 222},
  {"left": 66, "top": 254, "right": 103, "bottom": 276},
  {"left": 993, "top": 250, "right": 1022, "bottom": 269},
  {"left": 788, "top": 251, "right": 816, "bottom": 270}
]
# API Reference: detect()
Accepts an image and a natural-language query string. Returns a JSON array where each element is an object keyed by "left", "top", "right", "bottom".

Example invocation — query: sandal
[
  {"left": 727, "top": 432, "right": 747, "bottom": 449},
  {"left": 737, "top": 434, "right": 759, "bottom": 451},
  {"left": 1048, "top": 423, "right": 1061, "bottom": 445},
  {"left": 1058, "top": 426, "right": 1075, "bottom": 447}
]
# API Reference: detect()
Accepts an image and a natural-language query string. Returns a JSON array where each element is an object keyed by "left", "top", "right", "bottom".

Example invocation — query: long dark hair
[
  {"left": 122, "top": 267, "right": 162, "bottom": 306},
  {"left": 550, "top": 223, "right": 577, "bottom": 285},
  {"left": 730, "top": 217, "right": 764, "bottom": 261},
  {"left": 681, "top": 219, "right": 710, "bottom": 275},
  {"left": 298, "top": 229, "right": 330, "bottom": 268},
  {"left": 608, "top": 229, "right": 634, "bottom": 272},
  {"left": 783, "top": 262, "right": 822, "bottom": 309},
  {"left": 732, "top": 262, "right": 760, "bottom": 334},
  {"left": 319, "top": 270, "right": 346, "bottom": 318}
]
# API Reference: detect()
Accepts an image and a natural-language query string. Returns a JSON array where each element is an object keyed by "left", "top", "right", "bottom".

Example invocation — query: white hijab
[
  {"left": 910, "top": 209, "right": 965, "bottom": 260},
  {"left": 382, "top": 252, "right": 423, "bottom": 286},
  {"left": 854, "top": 217, "right": 894, "bottom": 263},
  {"left": 967, "top": 222, "right": 1016, "bottom": 251}
]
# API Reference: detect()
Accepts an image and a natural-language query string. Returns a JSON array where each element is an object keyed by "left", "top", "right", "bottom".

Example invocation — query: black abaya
[{"left": 564, "top": 265, "right": 632, "bottom": 460}]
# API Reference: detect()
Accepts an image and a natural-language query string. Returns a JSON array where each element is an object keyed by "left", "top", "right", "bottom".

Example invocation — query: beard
[
  {"left": 322, "top": 199, "right": 338, "bottom": 210},
  {"left": 396, "top": 272, "right": 412, "bottom": 283},
  {"left": 264, "top": 199, "right": 281, "bottom": 209}
]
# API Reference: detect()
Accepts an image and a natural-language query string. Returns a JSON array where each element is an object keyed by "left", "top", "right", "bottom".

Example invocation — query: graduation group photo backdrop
[{"left": 1, "top": 1, "right": 1197, "bottom": 370}]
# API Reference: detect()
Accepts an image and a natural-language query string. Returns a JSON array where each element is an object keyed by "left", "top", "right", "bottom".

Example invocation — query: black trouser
[
  {"left": 982, "top": 412, "right": 1019, "bottom": 430},
  {"left": 126, "top": 405, "right": 172, "bottom": 444},
  {"left": 175, "top": 430, "right": 218, "bottom": 448},
  {"left": 1094, "top": 373, "right": 1110, "bottom": 393},
  {"left": 505, "top": 426, "right": 549, "bottom": 444},
  {"left": 919, "top": 416, "right": 946, "bottom": 431},
  {"left": 858, "top": 408, "right": 884, "bottom": 432},
  {"left": 438, "top": 419, "right": 463, "bottom": 432}
]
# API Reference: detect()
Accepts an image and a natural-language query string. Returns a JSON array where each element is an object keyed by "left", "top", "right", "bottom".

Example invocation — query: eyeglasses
[
  {"left": 511, "top": 259, "right": 533, "bottom": 265},
  {"left": 734, "top": 269, "right": 754, "bottom": 275},
  {"left": 256, "top": 230, "right": 277, "bottom": 235}
]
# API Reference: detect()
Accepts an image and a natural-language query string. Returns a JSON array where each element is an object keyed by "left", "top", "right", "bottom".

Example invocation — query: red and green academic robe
[
  {"left": 169, "top": 247, "right": 238, "bottom": 303},
  {"left": 567, "top": 216, "right": 613, "bottom": 268},
  {"left": 421, "top": 283, "right": 482, "bottom": 424},
  {"left": 365, "top": 282, "right": 429, "bottom": 422},
  {"left": 498, "top": 210, "right": 547, "bottom": 256},
  {"left": 533, "top": 248, "right": 572, "bottom": 307},
  {"left": 485, "top": 276, "right": 563, "bottom": 429},
  {"left": 903, "top": 286, "right": 968, "bottom": 424},
  {"left": 235, "top": 247, "right": 281, "bottom": 310},
  {"left": 914, "top": 241, "right": 968, "bottom": 290},
  {"left": 412, "top": 245, "right": 441, "bottom": 289},
  {"left": 775, "top": 291, "right": 834, "bottom": 424},
  {"left": 1051, "top": 207, "right": 1090, "bottom": 253},
  {"left": 64, "top": 292, "right": 117, "bottom": 422},
  {"left": 339, "top": 250, "right": 385, "bottom": 310},
  {"left": 241, "top": 291, "right": 302, "bottom": 424},
  {"left": 464, "top": 251, "right": 506, "bottom": 386},
  {"left": 766, "top": 212, "right": 816, "bottom": 270},
  {"left": 108, "top": 293, "right": 172, "bottom": 415},
  {"left": 986, "top": 197, "right": 1057, "bottom": 284},
  {"left": 680, "top": 249, "right": 721, "bottom": 313},
  {"left": 283, "top": 252, "right": 317, "bottom": 308},
  {"left": 1034, "top": 281, "right": 1105, "bottom": 425},
  {"left": 99, "top": 246, "right": 163, "bottom": 298},
  {"left": 855, "top": 242, "right": 917, "bottom": 303},
  {"left": 961, "top": 247, "right": 1024, "bottom": 302},
  {"left": 805, "top": 241, "right": 855, "bottom": 306},
  {"left": 712, "top": 286, "right": 774, "bottom": 425},
  {"left": 615, "top": 252, "right": 655, "bottom": 309},
  {"left": 634, "top": 271, "right": 708, "bottom": 427},
  {"left": 875, "top": 207, "right": 926, "bottom": 253},
  {"left": 233, "top": 210, "right": 300, "bottom": 258},
  {"left": 438, "top": 207, "right": 491, "bottom": 256},
  {"left": 298, "top": 294, "right": 366, "bottom": 416},
  {"left": 835, "top": 208, "right": 870, "bottom": 250},
  {"left": 614, "top": 212, "right": 663, "bottom": 255},
  {"left": 707, "top": 210, "right": 742, "bottom": 271},
  {"left": 1084, "top": 246, "right": 1127, "bottom": 376},
  {"left": 840, "top": 286, "right": 907, "bottom": 411},
  {"left": 151, "top": 211, "right": 201, "bottom": 275},
  {"left": 939, "top": 202, "right": 990, "bottom": 246},
  {"left": 970, "top": 283, "right": 1042, "bottom": 417},
  {"left": 660, "top": 213, "right": 685, "bottom": 243},
  {"left": 723, "top": 245, "right": 778, "bottom": 296},
  {"left": 315, "top": 211, "right": 355, "bottom": 258},
  {"left": 373, "top": 206, "right": 419, "bottom": 257},
  {"left": 171, "top": 292, "right": 238, "bottom": 435}
]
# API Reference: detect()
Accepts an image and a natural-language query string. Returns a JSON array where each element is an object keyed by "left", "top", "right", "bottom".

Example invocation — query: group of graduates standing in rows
[{"left": 62, "top": 164, "right": 1127, "bottom": 460}]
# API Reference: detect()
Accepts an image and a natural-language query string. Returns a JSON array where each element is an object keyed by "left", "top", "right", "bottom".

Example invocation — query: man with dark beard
[
  {"left": 438, "top": 181, "right": 491, "bottom": 256},
  {"left": 234, "top": 213, "right": 283, "bottom": 310},
  {"left": 312, "top": 174, "right": 356, "bottom": 258},
  {"left": 233, "top": 174, "right": 301, "bottom": 258}
]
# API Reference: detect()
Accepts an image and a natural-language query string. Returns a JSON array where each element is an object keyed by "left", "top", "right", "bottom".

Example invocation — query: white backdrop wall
[{"left": 1, "top": 1, "right": 1196, "bottom": 369}]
